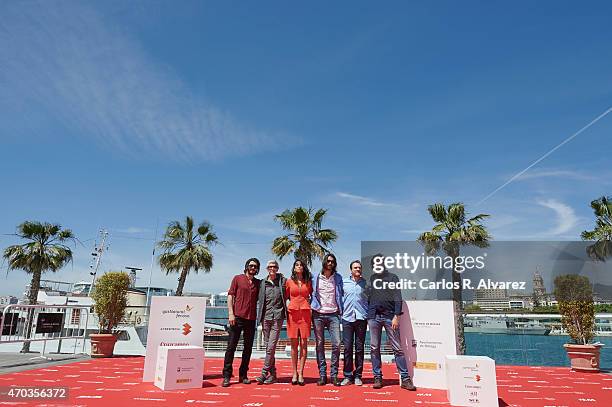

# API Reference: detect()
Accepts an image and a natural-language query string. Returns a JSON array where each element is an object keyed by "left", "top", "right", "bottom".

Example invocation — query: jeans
[
  {"left": 342, "top": 319, "right": 367, "bottom": 380},
  {"left": 312, "top": 311, "right": 341, "bottom": 378},
  {"left": 368, "top": 314, "right": 410, "bottom": 380},
  {"left": 223, "top": 317, "right": 256, "bottom": 378},
  {"left": 261, "top": 319, "right": 283, "bottom": 375}
]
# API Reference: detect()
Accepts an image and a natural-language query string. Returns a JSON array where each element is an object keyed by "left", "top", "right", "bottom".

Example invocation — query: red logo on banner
[
  {"left": 182, "top": 323, "right": 192, "bottom": 336},
  {"left": 475, "top": 375, "right": 481, "bottom": 382}
]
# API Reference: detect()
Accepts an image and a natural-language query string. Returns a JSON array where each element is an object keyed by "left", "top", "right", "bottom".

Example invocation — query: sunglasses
[{"left": 248, "top": 264, "right": 259, "bottom": 269}]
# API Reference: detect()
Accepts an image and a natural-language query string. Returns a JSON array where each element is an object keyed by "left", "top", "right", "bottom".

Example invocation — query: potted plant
[
  {"left": 554, "top": 274, "right": 603, "bottom": 372},
  {"left": 90, "top": 271, "right": 130, "bottom": 358}
]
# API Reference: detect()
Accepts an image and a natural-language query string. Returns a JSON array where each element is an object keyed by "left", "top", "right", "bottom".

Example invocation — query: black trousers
[
  {"left": 222, "top": 317, "right": 256, "bottom": 378},
  {"left": 342, "top": 319, "right": 367, "bottom": 379}
]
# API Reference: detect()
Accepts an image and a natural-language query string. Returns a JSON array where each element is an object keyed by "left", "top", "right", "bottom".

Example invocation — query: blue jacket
[{"left": 310, "top": 272, "right": 344, "bottom": 315}]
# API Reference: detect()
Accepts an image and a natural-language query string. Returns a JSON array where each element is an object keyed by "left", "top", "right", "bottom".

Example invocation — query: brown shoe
[
  {"left": 373, "top": 377, "right": 383, "bottom": 389},
  {"left": 401, "top": 378, "right": 416, "bottom": 391}
]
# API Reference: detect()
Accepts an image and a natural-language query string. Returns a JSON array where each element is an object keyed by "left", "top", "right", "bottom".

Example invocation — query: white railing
[{"left": 0, "top": 304, "right": 90, "bottom": 359}]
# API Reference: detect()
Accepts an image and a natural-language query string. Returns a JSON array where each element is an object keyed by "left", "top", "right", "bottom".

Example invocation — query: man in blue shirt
[
  {"left": 367, "top": 259, "right": 416, "bottom": 391},
  {"left": 340, "top": 260, "right": 368, "bottom": 386}
]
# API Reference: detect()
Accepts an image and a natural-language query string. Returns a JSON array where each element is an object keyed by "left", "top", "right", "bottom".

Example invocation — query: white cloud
[
  {"left": 516, "top": 169, "right": 596, "bottom": 181},
  {"left": 113, "top": 227, "right": 151, "bottom": 235},
  {"left": 334, "top": 192, "right": 401, "bottom": 208},
  {"left": 537, "top": 199, "right": 579, "bottom": 236},
  {"left": 0, "top": 2, "right": 299, "bottom": 162}
]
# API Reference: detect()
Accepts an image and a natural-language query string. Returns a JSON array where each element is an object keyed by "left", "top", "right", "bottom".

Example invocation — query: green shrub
[
  {"left": 553, "top": 274, "right": 595, "bottom": 344},
  {"left": 91, "top": 272, "right": 130, "bottom": 334}
]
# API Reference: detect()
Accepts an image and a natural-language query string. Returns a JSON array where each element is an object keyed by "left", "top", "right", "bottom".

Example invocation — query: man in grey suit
[{"left": 255, "top": 260, "right": 287, "bottom": 384}]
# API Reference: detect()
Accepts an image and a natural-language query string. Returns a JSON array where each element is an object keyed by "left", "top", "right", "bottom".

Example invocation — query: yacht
[
  {"left": 464, "top": 316, "right": 551, "bottom": 335},
  {"left": 0, "top": 279, "right": 148, "bottom": 356}
]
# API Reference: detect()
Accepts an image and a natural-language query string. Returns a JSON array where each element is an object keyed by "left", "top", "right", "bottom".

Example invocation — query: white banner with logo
[
  {"left": 446, "top": 355, "right": 498, "bottom": 406},
  {"left": 142, "top": 296, "right": 207, "bottom": 382},
  {"left": 399, "top": 300, "right": 457, "bottom": 389}
]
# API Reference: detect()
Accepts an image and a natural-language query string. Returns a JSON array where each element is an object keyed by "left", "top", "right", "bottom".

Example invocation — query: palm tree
[
  {"left": 3, "top": 221, "right": 74, "bottom": 352},
  {"left": 157, "top": 216, "right": 218, "bottom": 296},
  {"left": 418, "top": 203, "right": 490, "bottom": 355},
  {"left": 271, "top": 207, "right": 338, "bottom": 267},
  {"left": 581, "top": 196, "right": 612, "bottom": 262}
]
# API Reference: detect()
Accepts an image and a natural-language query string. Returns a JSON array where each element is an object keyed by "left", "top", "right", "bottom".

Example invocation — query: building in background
[
  {"left": 474, "top": 288, "right": 509, "bottom": 311},
  {"left": 0, "top": 296, "right": 18, "bottom": 306},
  {"left": 210, "top": 292, "right": 228, "bottom": 307}
]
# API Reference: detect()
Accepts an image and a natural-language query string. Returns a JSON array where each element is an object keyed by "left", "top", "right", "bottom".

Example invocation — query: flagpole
[{"left": 145, "top": 219, "right": 159, "bottom": 318}]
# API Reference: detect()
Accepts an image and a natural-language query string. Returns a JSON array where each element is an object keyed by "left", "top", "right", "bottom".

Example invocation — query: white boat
[
  {"left": 0, "top": 280, "right": 148, "bottom": 356},
  {"left": 464, "top": 316, "right": 550, "bottom": 335},
  {"left": 464, "top": 313, "right": 612, "bottom": 337}
]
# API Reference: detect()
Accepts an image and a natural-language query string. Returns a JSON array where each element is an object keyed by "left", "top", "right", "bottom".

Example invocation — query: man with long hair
[
  {"left": 310, "top": 253, "right": 344, "bottom": 386},
  {"left": 222, "top": 258, "right": 261, "bottom": 387}
]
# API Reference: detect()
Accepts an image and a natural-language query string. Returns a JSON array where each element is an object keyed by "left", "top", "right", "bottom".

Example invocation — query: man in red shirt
[{"left": 222, "top": 258, "right": 261, "bottom": 387}]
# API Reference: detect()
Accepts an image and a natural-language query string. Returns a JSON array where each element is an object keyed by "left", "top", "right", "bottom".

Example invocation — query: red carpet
[{"left": 0, "top": 357, "right": 611, "bottom": 406}]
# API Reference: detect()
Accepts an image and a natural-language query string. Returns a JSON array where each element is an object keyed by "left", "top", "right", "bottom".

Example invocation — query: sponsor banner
[
  {"left": 446, "top": 355, "right": 498, "bottom": 406},
  {"left": 142, "top": 296, "right": 206, "bottom": 382},
  {"left": 400, "top": 300, "right": 457, "bottom": 390},
  {"left": 35, "top": 313, "right": 63, "bottom": 334},
  {"left": 0, "top": 313, "right": 19, "bottom": 335},
  {"left": 154, "top": 346, "right": 204, "bottom": 390}
]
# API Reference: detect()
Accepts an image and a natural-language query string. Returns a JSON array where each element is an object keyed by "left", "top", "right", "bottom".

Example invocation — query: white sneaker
[
  {"left": 354, "top": 377, "right": 363, "bottom": 386},
  {"left": 340, "top": 378, "right": 352, "bottom": 386}
]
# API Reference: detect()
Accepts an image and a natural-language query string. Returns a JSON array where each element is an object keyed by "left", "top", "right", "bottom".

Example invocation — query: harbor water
[{"left": 465, "top": 333, "right": 612, "bottom": 369}]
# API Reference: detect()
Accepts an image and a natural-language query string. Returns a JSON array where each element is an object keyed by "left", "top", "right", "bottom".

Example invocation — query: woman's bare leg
[
  {"left": 290, "top": 338, "right": 299, "bottom": 381},
  {"left": 298, "top": 337, "right": 308, "bottom": 381}
]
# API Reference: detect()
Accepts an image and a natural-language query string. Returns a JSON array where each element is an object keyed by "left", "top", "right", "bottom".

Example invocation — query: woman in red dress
[{"left": 285, "top": 259, "right": 313, "bottom": 386}]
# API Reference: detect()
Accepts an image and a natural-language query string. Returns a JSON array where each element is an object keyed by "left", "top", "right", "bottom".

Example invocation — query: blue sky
[{"left": 1, "top": 1, "right": 611, "bottom": 296}]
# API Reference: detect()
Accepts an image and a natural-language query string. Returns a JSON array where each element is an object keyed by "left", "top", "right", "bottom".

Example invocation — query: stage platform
[{"left": 0, "top": 356, "right": 611, "bottom": 406}]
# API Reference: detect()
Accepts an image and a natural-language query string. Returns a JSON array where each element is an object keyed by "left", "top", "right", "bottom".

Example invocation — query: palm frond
[
  {"left": 275, "top": 209, "right": 295, "bottom": 231},
  {"left": 582, "top": 196, "right": 612, "bottom": 261},
  {"left": 447, "top": 203, "right": 466, "bottom": 226},
  {"left": 418, "top": 231, "right": 442, "bottom": 242},
  {"left": 427, "top": 203, "right": 447, "bottom": 223},
  {"left": 271, "top": 235, "right": 296, "bottom": 259},
  {"left": 272, "top": 207, "right": 337, "bottom": 266},
  {"left": 157, "top": 217, "right": 219, "bottom": 292}
]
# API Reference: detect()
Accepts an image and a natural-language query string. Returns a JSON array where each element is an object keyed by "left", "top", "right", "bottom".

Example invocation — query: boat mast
[{"left": 88, "top": 229, "right": 109, "bottom": 295}]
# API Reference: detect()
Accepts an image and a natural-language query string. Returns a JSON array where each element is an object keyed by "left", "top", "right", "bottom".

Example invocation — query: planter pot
[
  {"left": 563, "top": 343, "right": 604, "bottom": 372},
  {"left": 90, "top": 333, "right": 117, "bottom": 358}
]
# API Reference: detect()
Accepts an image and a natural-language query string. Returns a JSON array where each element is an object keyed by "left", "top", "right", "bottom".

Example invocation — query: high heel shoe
[
  {"left": 298, "top": 376, "right": 305, "bottom": 386},
  {"left": 291, "top": 376, "right": 298, "bottom": 385}
]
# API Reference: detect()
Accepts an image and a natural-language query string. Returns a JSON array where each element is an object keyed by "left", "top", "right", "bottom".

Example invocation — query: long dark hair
[
  {"left": 291, "top": 259, "right": 311, "bottom": 283},
  {"left": 244, "top": 257, "right": 260, "bottom": 275},
  {"left": 321, "top": 253, "right": 337, "bottom": 274}
]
